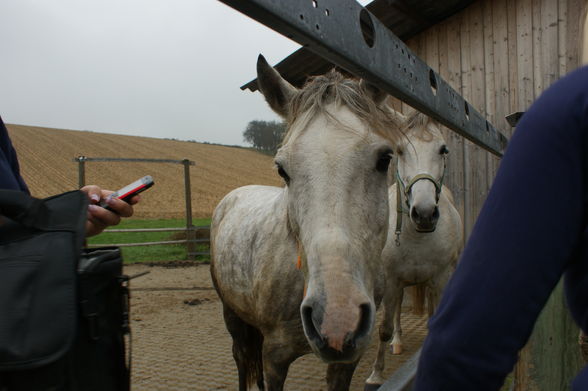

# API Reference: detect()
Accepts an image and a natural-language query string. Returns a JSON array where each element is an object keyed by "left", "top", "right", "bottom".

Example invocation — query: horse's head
[
  {"left": 395, "top": 111, "right": 448, "bottom": 232},
  {"left": 257, "top": 55, "right": 401, "bottom": 363}
]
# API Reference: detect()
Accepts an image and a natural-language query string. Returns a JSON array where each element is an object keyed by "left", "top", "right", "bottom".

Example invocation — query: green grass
[{"left": 87, "top": 218, "right": 211, "bottom": 264}]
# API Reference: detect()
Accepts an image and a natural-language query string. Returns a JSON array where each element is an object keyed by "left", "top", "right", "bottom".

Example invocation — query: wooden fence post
[
  {"left": 183, "top": 159, "right": 195, "bottom": 260},
  {"left": 77, "top": 156, "right": 86, "bottom": 188}
]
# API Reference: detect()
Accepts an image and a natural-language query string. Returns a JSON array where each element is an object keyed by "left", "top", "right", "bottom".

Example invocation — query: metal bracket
[
  {"left": 218, "top": 0, "right": 507, "bottom": 156},
  {"left": 505, "top": 111, "right": 524, "bottom": 127}
]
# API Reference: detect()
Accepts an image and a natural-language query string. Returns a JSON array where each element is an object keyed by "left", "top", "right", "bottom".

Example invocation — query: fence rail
[{"left": 87, "top": 226, "right": 211, "bottom": 257}]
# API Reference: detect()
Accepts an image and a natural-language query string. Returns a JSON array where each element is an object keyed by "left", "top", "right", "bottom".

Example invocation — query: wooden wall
[
  {"left": 397, "top": 1, "right": 587, "bottom": 389},
  {"left": 396, "top": 0, "right": 584, "bottom": 239}
]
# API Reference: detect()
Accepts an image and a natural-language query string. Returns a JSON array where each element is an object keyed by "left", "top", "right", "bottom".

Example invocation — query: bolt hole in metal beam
[
  {"left": 360, "top": 8, "right": 375, "bottom": 48},
  {"left": 429, "top": 69, "right": 437, "bottom": 96}
]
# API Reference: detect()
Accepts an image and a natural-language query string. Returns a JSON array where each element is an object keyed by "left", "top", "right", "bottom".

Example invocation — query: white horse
[
  {"left": 210, "top": 55, "right": 404, "bottom": 391},
  {"left": 365, "top": 111, "right": 463, "bottom": 389}
]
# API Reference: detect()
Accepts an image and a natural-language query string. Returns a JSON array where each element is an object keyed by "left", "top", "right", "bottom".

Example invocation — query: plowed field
[{"left": 7, "top": 124, "right": 282, "bottom": 219}]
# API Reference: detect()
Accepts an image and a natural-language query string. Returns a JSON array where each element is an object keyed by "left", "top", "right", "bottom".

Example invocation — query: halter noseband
[{"left": 394, "top": 156, "right": 446, "bottom": 246}]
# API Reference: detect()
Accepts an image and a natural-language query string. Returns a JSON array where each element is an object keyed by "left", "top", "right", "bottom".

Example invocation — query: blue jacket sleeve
[
  {"left": 0, "top": 116, "right": 29, "bottom": 193},
  {"left": 413, "top": 66, "right": 588, "bottom": 390}
]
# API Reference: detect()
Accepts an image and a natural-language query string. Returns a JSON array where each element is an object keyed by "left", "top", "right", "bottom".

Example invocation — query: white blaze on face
[{"left": 279, "top": 104, "right": 391, "bottom": 358}]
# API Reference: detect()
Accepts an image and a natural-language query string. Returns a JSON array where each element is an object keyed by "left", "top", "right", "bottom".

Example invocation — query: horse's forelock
[
  {"left": 404, "top": 110, "right": 442, "bottom": 143},
  {"left": 282, "top": 70, "right": 403, "bottom": 146}
]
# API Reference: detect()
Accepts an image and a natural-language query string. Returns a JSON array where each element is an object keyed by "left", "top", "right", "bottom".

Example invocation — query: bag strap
[{"left": 0, "top": 190, "right": 49, "bottom": 229}]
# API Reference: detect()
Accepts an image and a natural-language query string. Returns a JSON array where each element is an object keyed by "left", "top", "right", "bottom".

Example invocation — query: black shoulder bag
[{"left": 0, "top": 190, "right": 130, "bottom": 391}]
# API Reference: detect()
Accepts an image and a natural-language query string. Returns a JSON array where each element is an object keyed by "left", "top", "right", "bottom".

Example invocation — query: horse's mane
[{"left": 282, "top": 70, "right": 404, "bottom": 145}]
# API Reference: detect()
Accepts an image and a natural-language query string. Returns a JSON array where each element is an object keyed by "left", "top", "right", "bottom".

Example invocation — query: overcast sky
[{"left": 0, "top": 0, "right": 369, "bottom": 146}]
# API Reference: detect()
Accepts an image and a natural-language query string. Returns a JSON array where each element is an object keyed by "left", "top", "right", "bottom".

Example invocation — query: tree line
[{"left": 243, "top": 120, "right": 286, "bottom": 154}]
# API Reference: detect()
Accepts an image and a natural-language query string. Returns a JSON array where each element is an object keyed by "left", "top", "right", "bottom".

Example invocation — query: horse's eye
[
  {"left": 276, "top": 163, "right": 290, "bottom": 184},
  {"left": 376, "top": 150, "right": 393, "bottom": 173},
  {"left": 439, "top": 145, "right": 449, "bottom": 155}
]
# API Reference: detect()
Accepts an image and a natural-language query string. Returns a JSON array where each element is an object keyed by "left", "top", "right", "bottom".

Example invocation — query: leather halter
[{"left": 394, "top": 156, "right": 446, "bottom": 246}]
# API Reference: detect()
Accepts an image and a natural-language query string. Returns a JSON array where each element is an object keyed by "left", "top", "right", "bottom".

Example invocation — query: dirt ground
[{"left": 126, "top": 263, "right": 427, "bottom": 391}]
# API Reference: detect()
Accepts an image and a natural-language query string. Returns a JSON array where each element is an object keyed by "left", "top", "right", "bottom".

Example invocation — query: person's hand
[{"left": 81, "top": 185, "right": 140, "bottom": 237}]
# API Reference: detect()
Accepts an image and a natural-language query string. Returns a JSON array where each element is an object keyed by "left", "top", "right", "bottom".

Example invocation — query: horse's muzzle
[
  {"left": 411, "top": 204, "right": 439, "bottom": 232},
  {"left": 300, "top": 301, "right": 373, "bottom": 363}
]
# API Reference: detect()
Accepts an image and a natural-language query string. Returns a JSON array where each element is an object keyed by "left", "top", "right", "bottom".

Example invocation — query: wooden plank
[
  {"left": 445, "top": 13, "right": 466, "bottom": 231},
  {"left": 75, "top": 157, "right": 195, "bottom": 165},
  {"left": 425, "top": 25, "right": 440, "bottom": 74},
  {"left": 483, "top": 0, "right": 499, "bottom": 191},
  {"left": 507, "top": 0, "right": 519, "bottom": 120},
  {"left": 566, "top": 0, "right": 583, "bottom": 72},
  {"left": 87, "top": 239, "right": 189, "bottom": 248},
  {"left": 424, "top": 24, "right": 443, "bottom": 143},
  {"left": 466, "top": 1, "right": 488, "bottom": 234},
  {"left": 492, "top": 0, "right": 511, "bottom": 140},
  {"left": 436, "top": 18, "right": 464, "bottom": 228},
  {"left": 558, "top": 0, "right": 569, "bottom": 77},
  {"left": 488, "top": 0, "right": 510, "bottom": 191},
  {"left": 583, "top": 0, "right": 588, "bottom": 65},
  {"left": 541, "top": 0, "right": 560, "bottom": 89},
  {"left": 459, "top": 9, "right": 473, "bottom": 240},
  {"left": 517, "top": 0, "right": 535, "bottom": 110},
  {"left": 532, "top": 0, "right": 544, "bottom": 96},
  {"left": 103, "top": 226, "right": 210, "bottom": 233}
]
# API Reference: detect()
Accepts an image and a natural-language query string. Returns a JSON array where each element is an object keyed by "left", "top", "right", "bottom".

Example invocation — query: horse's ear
[
  {"left": 360, "top": 80, "right": 387, "bottom": 106},
  {"left": 257, "top": 54, "right": 297, "bottom": 118}
]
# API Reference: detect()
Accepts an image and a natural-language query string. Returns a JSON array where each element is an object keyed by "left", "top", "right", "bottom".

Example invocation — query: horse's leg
[
  {"left": 427, "top": 266, "right": 452, "bottom": 317},
  {"left": 261, "top": 334, "right": 301, "bottom": 391},
  {"left": 222, "top": 304, "right": 264, "bottom": 391},
  {"left": 390, "top": 287, "right": 405, "bottom": 355},
  {"left": 365, "top": 285, "right": 403, "bottom": 389},
  {"left": 326, "top": 361, "right": 358, "bottom": 391}
]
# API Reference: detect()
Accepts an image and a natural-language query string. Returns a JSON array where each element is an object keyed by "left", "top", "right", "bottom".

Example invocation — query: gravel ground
[{"left": 126, "top": 263, "right": 427, "bottom": 391}]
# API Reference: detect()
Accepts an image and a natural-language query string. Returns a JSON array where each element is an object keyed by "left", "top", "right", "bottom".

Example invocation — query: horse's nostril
[
  {"left": 355, "top": 303, "right": 372, "bottom": 340},
  {"left": 411, "top": 207, "right": 420, "bottom": 221},
  {"left": 301, "top": 304, "right": 326, "bottom": 350},
  {"left": 433, "top": 206, "right": 440, "bottom": 220},
  {"left": 344, "top": 303, "right": 373, "bottom": 348}
]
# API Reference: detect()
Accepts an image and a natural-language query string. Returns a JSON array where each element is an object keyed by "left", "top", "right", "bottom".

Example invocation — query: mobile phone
[{"left": 100, "top": 175, "right": 154, "bottom": 210}]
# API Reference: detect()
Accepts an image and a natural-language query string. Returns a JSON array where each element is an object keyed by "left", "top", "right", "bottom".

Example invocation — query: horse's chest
[{"left": 389, "top": 241, "right": 453, "bottom": 283}]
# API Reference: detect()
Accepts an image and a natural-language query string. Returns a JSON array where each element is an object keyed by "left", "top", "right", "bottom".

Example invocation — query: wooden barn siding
[
  {"left": 397, "top": 0, "right": 587, "bottom": 388},
  {"left": 398, "top": 0, "right": 583, "bottom": 239}
]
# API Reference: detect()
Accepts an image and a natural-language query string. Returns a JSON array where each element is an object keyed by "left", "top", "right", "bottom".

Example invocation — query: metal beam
[
  {"left": 219, "top": 0, "right": 507, "bottom": 156},
  {"left": 377, "top": 348, "right": 421, "bottom": 391}
]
